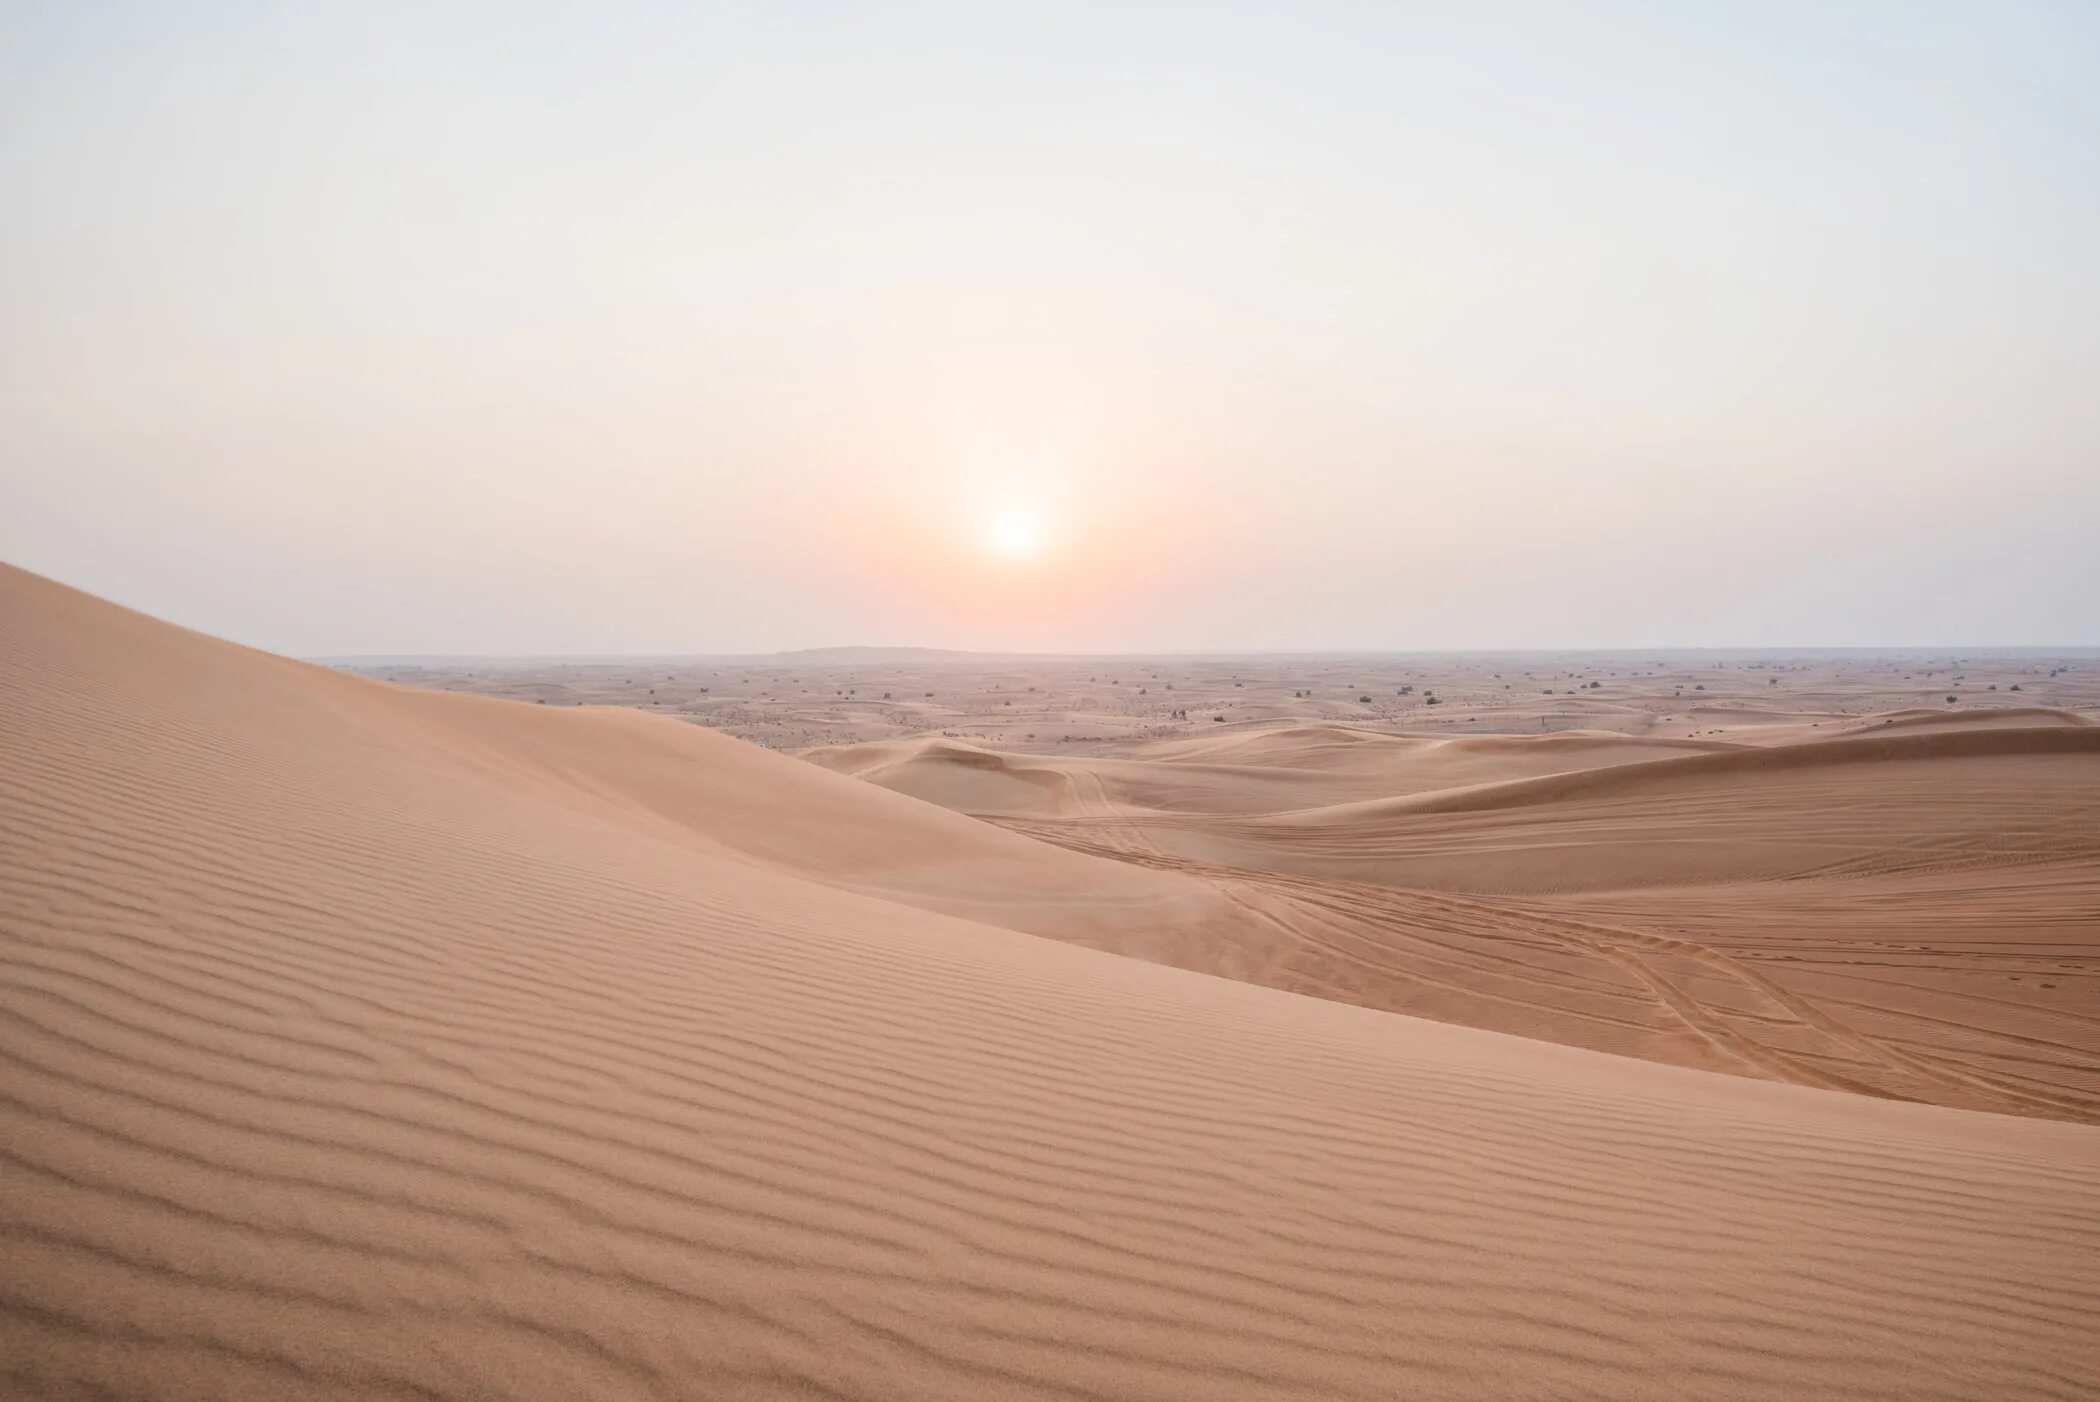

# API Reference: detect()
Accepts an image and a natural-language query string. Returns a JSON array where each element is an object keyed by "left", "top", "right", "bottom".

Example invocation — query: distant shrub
[{"left": 1359, "top": 695, "right": 1372, "bottom": 704}]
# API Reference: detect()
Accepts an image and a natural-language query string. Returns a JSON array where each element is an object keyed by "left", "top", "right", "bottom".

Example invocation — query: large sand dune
[
  {"left": 817, "top": 716, "right": 2100, "bottom": 1119},
  {"left": 4, "top": 562, "right": 2099, "bottom": 1400}
]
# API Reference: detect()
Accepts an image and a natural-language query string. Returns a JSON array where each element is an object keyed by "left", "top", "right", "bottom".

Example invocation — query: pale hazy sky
[{"left": 4, "top": 2, "right": 2096, "bottom": 654}]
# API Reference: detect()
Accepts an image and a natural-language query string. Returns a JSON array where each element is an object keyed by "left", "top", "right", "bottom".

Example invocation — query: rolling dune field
[
  {"left": 820, "top": 721, "right": 2100, "bottom": 1120},
  {"left": 5, "top": 563, "right": 2100, "bottom": 1400}
]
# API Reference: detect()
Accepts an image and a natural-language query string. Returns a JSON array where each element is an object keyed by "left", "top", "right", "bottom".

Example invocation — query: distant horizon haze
[
  {"left": 5, "top": 2, "right": 2096, "bottom": 654},
  {"left": 314, "top": 641, "right": 2100, "bottom": 668}
]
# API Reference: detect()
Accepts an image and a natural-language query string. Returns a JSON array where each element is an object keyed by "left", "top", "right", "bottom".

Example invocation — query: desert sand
[
  {"left": 353, "top": 646, "right": 2100, "bottom": 752},
  {"left": 383, "top": 637, "right": 2100, "bottom": 1119},
  {"left": 6, "top": 561, "right": 2100, "bottom": 1400},
  {"left": 812, "top": 722, "right": 2100, "bottom": 1119}
]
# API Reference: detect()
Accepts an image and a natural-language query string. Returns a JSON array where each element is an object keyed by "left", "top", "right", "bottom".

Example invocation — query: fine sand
[
  {"left": 5, "top": 561, "right": 2099, "bottom": 1400},
  {"left": 810, "top": 722, "right": 2100, "bottom": 1120}
]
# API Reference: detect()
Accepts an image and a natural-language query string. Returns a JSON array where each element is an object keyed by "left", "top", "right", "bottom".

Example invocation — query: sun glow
[{"left": 984, "top": 506, "right": 1044, "bottom": 559}]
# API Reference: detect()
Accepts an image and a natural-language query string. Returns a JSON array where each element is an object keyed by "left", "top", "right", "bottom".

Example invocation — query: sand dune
[
  {"left": 804, "top": 724, "right": 1744, "bottom": 820},
  {"left": 823, "top": 708, "right": 2100, "bottom": 1121},
  {"left": 5, "top": 562, "right": 2100, "bottom": 1400},
  {"left": 1128, "top": 722, "right": 1738, "bottom": 773},
  {"left": 375, "top": 643, "right": 2100, "bottom": 753},
  {"left": 997, "top": 723, "right": 2100, "bottom": 892},
  {"left": 1819, "top": 704, "right": 2093, "bottom": 737}
]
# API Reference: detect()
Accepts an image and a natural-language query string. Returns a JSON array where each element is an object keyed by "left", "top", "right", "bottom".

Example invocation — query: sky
[{"left": 3, "top": 1, "right": 2096, "bottom": 655}]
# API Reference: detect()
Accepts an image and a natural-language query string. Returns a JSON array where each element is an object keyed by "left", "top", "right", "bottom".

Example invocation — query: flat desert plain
[{"left": 6, "top": 561, "right": 2100, "bottom": 1400}]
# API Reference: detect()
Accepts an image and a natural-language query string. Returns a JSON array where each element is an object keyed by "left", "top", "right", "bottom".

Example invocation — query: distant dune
[
  {"left": 818, "top": 719, "right": 2100, "bottom": 1120},
  {"left": 807, "top": 724, "right": 1750, "bottom": 817},
  {"left": 5, "top": 561, "right": 2099, "bottom": 1401}
]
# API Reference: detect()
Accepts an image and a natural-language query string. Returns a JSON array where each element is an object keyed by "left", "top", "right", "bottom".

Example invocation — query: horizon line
[{"left": 314, "top": 643, "right": 2100, "bottom": 666}]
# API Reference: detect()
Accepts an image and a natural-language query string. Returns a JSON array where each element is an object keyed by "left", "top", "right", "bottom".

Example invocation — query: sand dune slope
[
  {"left": 903, "top": 723, "right": 2100, "bottom": 888},
  {"left": 806, "top": 725, "right": 1745, "bottom": 819},
  {"left": 1129, "top": 724, "right": 2100, "bottom": 888},
  {"left": 5, "top": 563, "right": 2100, "bottom": 1401},
  {"left": 1128, "top": 722, "right": 1740, "bottom": 778},
  {"left": 843, "top": 718, "right": 2100, "bottom": 1117}
]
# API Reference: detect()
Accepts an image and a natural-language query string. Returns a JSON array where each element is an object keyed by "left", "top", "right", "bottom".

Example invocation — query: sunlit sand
[
  {"left": 7, "top": 4, "right": 2097, "bottom": 1398},
  {"left": 5, "top": 564, "right": 2097, "bottom": 1401}
]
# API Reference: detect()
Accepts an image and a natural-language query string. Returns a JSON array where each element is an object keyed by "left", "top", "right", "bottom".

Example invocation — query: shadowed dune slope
[
  {"left": 5, "top": 562, "right": 2100, "bottom": 1401},
  {"left": 1080, "top": 724, "right": 2100, "bottom": 892},
  {"left": 977, "top": 724, "right": 2100, "bottom": 1119}
]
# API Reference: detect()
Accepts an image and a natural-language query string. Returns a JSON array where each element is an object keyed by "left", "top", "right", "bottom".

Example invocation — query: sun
[{"left": 984, "top": 506, "right": 1043, "bottom": 559}]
